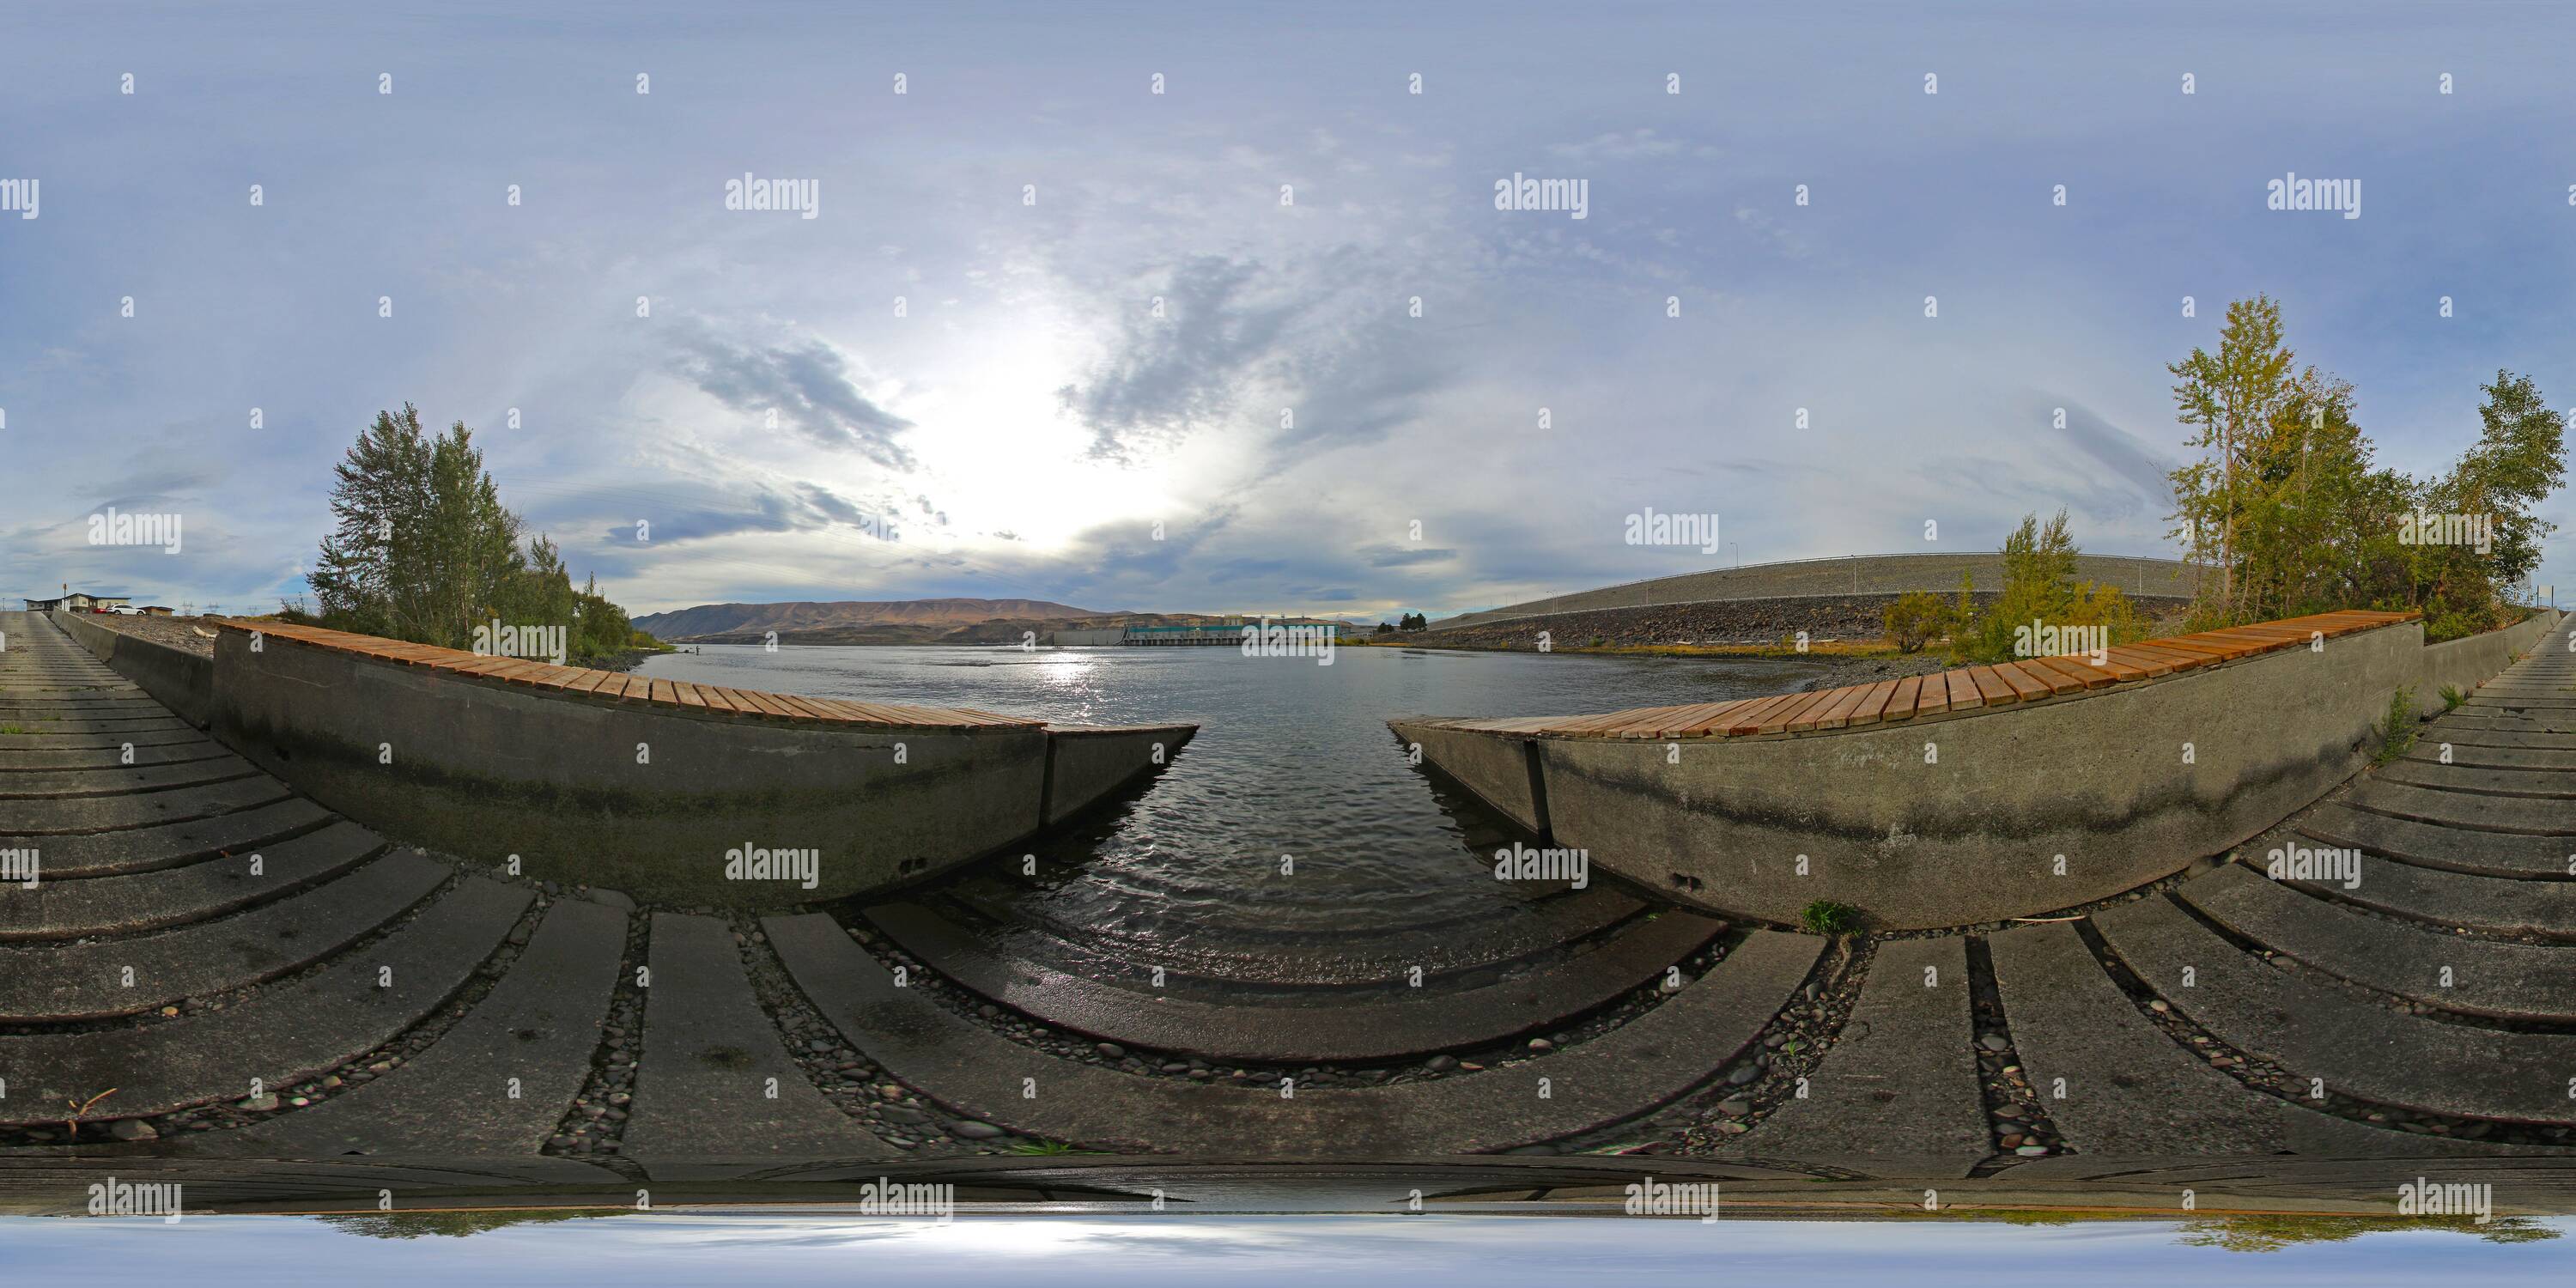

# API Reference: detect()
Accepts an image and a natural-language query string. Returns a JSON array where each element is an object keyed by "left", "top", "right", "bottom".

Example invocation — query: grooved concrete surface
[{"left": 8, "top": 609, "right": 2576, "bottom": 1165}]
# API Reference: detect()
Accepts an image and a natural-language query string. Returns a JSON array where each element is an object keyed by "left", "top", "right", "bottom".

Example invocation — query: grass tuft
[
  {"left": 2373, "top": 688, "right": 2418, "bottom": 766},
  {"left": 1798, "top": 899, "right": 1859, "bottom": 936},
  {"left": 1005, "top": 1139, "right": 1082, "bottom": 1156}
]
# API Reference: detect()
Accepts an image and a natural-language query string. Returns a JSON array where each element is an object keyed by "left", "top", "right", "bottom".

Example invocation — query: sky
[
  {"left": 6, "top": 1, "right": 2576, "bottom": 618},
  {"left": 0, "top": 1213, "right": 2567, "bottom": 1285}
]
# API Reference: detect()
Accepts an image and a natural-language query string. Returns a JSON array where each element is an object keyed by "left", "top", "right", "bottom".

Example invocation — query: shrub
[
  {"left": 1883, "top": 591, "right": 1947, "bottom": 653},
  {"left": 1949, "top": 511, "right": 2148, "bottom": 665},
  {"left": 2438, "top": 683, "right": 2466, "bottom": 712},
  {"left": 2423, "top": 609, "right": 2499, "bottom": 645}
]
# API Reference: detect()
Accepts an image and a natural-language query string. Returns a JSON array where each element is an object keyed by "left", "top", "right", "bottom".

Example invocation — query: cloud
[
  {"left": 669, "top": 320, "right": 916, "bottom": 469},
  {"left": 793, "top": 481, "right": 883, "bottom": 528},
  {"left": 1546, "top": 128, "right": 1689, "bottom": 163},
  {"left": 1364, "top": 544, "right": 1456, "bottom": 568},
  {"left": 1054, "top": 255, "right": 1305, "bottom": 462},
  {"left": 21, "top": 3, "right": 2576, "bottom": 617},
  {"left": 1733, "top": 204, "right": 1815, "bottom": 261},
  {"left": 2038, "top": 395, "right": 2183, "bottom": 521}
]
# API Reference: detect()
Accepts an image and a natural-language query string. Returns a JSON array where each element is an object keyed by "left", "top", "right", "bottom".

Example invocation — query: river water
[{"left": 635, "top": 642, "right": 1833, "bottom": 957}]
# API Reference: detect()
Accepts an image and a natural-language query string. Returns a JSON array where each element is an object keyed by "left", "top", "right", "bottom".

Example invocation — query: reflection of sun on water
[
  {"left": 629, "top": 1215, "right": 1274, "bottom": 1257},
  {"left": 1036, "top": 653, "right": 1097, "bottom": 687}
]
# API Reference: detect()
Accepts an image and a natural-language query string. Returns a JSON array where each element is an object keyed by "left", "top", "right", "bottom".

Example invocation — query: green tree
[
  {"left": 2165, "top": 301, "right": 2562, "bottom": 640},
  {"left": 2168, "top": 295, "right": 2297, "bottom": 619},
  {"left": 308, "top": 404, "right": 521, "bottom": 648},
  {"left": 306, "top": 404, "right": 431, "bottom": 638},
  {"left": 307, "top": 404, "right": 649, "bottom": 665},
  {"left": 571, "top": 572, "right": 643, "bottom": 661},
  {"left": 2222, "top": 368, "right": 2409, "bottom": 623},
  {"left": 2415, "top": 370, "right": 2565, "bottom": 634}
]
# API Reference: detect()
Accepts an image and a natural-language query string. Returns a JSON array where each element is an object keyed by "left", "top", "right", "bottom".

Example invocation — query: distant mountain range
[
  {"left": 632, "top": 598, "right": 1112, "bottom": 641},
  {"left": 634, "top": 598, "right": 1380, "bottom": 646}
]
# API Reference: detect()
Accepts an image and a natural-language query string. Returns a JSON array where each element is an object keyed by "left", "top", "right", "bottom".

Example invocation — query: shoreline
[
  {"left": 1346, "top": 635, "right": 1957, "bottom": 690},
  {"left": 644, "top": 634, "right": 1954, "bottom": 691}
]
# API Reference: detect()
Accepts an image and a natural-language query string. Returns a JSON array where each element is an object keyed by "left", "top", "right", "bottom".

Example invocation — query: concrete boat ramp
[{"left": 5, "top": 607, "right": 2575, "bottom": 1169}]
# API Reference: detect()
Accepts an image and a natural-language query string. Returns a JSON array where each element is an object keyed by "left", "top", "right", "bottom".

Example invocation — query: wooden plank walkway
[
  {"left": 210, "top": 617, "right": 1042, "bottom": 732},
  {"left": 1442, "top": 609, "right": 2415, "bottom": 739}
]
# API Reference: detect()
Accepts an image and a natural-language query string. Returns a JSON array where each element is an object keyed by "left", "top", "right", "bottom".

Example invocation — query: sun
[{"left": 891, "top": 319, "right": 1182, "bottom": 552}]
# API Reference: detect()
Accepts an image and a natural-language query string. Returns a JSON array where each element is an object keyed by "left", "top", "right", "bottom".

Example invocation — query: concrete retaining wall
[
  {"left": 1398, "top": 611, "right": 2559, "bottom": 930},
  {"left": 203, "top": 628, "right": 1192, "bottom": 908},
  {"left": 1042, "top": 725, "right": 1198, "bottom": 826},
  {"left": 50, "top": 610, "right": 215, "bottom": 727},
  {"left": 1431, "top": 553, "right": 2203, "bottom": 632},
  {"left": 1400, "top": 722, "right": 1547, "bottom": 834},
  {"left": 2419, "top": 609, "right": 2557, "bottom": 701}
]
